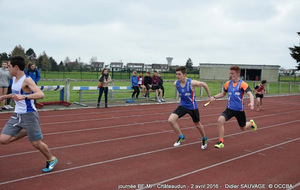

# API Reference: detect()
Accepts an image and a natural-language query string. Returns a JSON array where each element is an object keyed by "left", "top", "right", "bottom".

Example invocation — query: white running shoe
[
  {"left": 201, "top": 137, "right": 208, "bottom": 150},
  {"left": 173, "top": 136, "right": 185, "bottom": 147}
]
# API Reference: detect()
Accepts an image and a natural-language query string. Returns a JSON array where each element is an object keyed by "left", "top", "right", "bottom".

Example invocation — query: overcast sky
[{"left": 0, "top": 0, "right": 299, "bottom": 69}]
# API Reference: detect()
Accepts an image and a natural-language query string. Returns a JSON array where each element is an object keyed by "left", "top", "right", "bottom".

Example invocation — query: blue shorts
[{"left": 1, "top": 111, "right": 43, "bottom": 142}]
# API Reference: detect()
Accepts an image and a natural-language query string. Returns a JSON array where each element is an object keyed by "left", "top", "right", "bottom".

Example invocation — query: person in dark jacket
[
  {"left": 152, "top": 71, "right": 163, "bottom": 102},
  {"left": 144, "top": 72, "right": 152, "bottom": 98},
  {"left": 158, "top": 72, "right": 165, "bottom": 101}
]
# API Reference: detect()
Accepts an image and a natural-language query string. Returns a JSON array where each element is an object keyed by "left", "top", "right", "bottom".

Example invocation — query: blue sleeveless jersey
[
  {"left": 227, "top": 80, "right": 245, "bottom": 111},
  {"left": 176, "top": 78, "right": 198, "bottom": 110}
]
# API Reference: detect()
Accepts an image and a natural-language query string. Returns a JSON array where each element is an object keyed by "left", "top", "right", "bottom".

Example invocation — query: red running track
[{"left": 0, "top": 95, "right": 299, "bottom": 190}]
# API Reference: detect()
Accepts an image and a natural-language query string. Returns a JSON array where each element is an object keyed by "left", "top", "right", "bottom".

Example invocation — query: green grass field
[{"left": 37, "top": 79, "right": 299, "bottom": 103}]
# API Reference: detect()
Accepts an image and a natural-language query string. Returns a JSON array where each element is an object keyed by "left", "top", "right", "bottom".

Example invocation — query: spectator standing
[
  {"left": 97, "top": 68, "right": 112, "bottom": 108},
  {"left": 152, "top": 71, "right": 163, "bottom": 102},
  {"left": 131, "top": 71, "right": 140, "bottom": 99},
  {"left": 0, "top": 61, "right": 11, "bottom": 110},
  {"left": 6, "top": 78, "right": 13, "bottom": 109},
  {"left": 25, "top": 63, "right": 40, "bottom": 85},
  {"left": 158, "top": 72, "right": 165, "bottom": 102}
]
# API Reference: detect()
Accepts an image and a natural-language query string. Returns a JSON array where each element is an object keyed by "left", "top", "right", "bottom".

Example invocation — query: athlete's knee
[
  {"left": 0, "top": 140, "right": 10, "bottom": 145},
  {"left": 168, "top": 117, "right": 175, "bottom": 125},
  {"left": 31, "top": 140, "right": 42, "bottom": 149},
  {"left": 0, "top": 136, "right": 11, "bottom": 145},
  {"left": 168, "top": 116, "right": 177, "bottom": 126},
  {"left": 0, "top": 138, "right": 10, "bottom": 145},
  {"left": 217, "top": 116, "right": 226, "bottom": 124},
  {"left": 194, "top": 122, "right": 202, "bottom": 129}
]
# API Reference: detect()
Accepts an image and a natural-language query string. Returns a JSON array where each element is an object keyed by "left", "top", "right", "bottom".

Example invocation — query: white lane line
[
  {"left": 0, "top": 131, "right": 299, "bottom": 185},
  {"left": 138, "top": 137, "right": 300, "bottom": 190},
  {"left": 1, "top": 118, "right": 299, "bottom": 159}
]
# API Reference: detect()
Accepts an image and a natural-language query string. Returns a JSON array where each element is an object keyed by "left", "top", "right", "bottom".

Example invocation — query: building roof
[
  {"left": 199, "top": 63, "right": 280, "bottom": 69},
  {"left": 110, "top": 62, "right": 123, "bottom": 67}
]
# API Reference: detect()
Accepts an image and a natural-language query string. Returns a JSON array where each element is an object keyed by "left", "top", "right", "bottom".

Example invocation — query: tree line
[
  {"left": 0, "top": 45, "right": 92, "bottom": 72},
  {"left": 0, "top": 45, "right": 197, "bottom": 72}
]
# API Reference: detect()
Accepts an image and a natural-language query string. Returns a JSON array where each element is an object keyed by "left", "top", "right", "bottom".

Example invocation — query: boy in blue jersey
[
  {"left": 168, "top": 66, "right": 212, "bottom": 149},
  {"left": 0, "top": 56, "right": 57, "bottom": 172},
  {"left": 210, "top": 66, "right": 257, "bottom": 149}
]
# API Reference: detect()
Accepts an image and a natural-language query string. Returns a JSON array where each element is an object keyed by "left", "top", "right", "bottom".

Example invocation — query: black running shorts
[
  {"left": 172, "top": 106, "right": 200, "bottom": 123},
  {"left": 221, "top": 108, "right": 246, "bottom": 127}
]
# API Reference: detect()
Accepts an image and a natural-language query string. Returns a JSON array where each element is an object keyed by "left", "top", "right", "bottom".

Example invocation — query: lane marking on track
[
  {"left": 18, "top": 109, "right": 300, "bottom": 136},
  {"left": 137, "top": 137, "right": 300, "bottom": 190},
  {"left": 0, "top": 128, "right": 299, "bottom": 185},
  {"left": 287, "top": 181, "right": 300, "bottom": 190},
  {"left": 1, "top": 118, "right": 300, "bottom": 159}
]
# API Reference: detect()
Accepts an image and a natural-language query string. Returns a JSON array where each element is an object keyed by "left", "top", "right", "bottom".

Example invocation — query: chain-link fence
[{"left": 39, "top": 68, "right": 200, "bottom": 80}]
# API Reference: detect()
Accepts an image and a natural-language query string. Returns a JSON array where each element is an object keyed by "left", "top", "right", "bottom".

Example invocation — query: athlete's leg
[
  {"left": 0, "top": 130, "right": 27, "bottom": 145},
  {"left": 195, "top": 122, "right": 206, "bottom": 138},
  {"left": 217, "top": 115, "right": 226, "bottom": 140},
  {"left": 168, "top": 113, "right": 182, "bottom": 136},
  {"left": 31, "top": 140, "right": 55, "bottom": 161},
  {"left": 241, "top": 121, "right": 253, "bottom": 130},
  {"left": 237, "top": 111, "right": 257, "bottom": 131},
  {"left": 256, "top": 97, "right": 261, "bottom": 111}
]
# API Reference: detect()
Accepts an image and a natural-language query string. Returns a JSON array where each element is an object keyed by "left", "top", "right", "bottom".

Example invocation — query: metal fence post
[
  {"left": 79, "top": 90, "right": 82, "bottom": 104},
  {"left": 200, "top": 86, "right": 203, "bottom": 97},
  {"left": 110, "top": 81, "right": 114, "bottom": 101},
  {"left": 220, "top": 82, "right": 224, "bottom": 93},
  {"left": 66, "top": 78, "right": 70, "bottom": 102}
]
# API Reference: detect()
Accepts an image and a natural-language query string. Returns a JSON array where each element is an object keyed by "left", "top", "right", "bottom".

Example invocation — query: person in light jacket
[
  {"left": 97, "top": 68, "right": 111, "bottom": 108},
  {"left": 0, "top": 61, "right": 11, "bottom": 110}
]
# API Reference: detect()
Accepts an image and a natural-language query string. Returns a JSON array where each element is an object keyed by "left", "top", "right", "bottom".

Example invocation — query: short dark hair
[
  {"left": 9, "top": 55, "right": 25, "bottom": 71},
  {"left": 176, "top": 66, "right": 187, "bottom": 74},
  {"left": 261, "top": 80, "right": 267, "bottom": 84}
]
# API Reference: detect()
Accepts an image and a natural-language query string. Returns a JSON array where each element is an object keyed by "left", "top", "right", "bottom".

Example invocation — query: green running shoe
[
  {"left": 250, "top": 119, "right": 257, "bottom": 131},
  {"left": 214, "top": 141, "right": 224, "bottom": 149}
]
